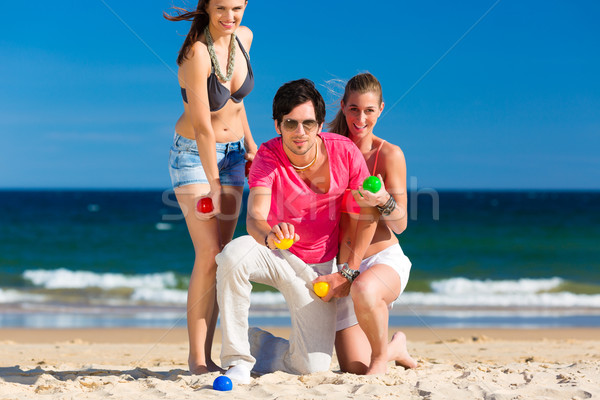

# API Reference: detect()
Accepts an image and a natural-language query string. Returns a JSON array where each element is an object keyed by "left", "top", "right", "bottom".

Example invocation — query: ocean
[{"left": 1, "top": 189, "right": 599, "bottom": 329}]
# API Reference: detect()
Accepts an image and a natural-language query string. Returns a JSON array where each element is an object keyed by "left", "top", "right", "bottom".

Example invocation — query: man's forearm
[
  {"left": 246, "top": 217, "right": 272, "bottom": 246},
  {"left": 246, "top": 187, "right": 274, "bottom": 246}
]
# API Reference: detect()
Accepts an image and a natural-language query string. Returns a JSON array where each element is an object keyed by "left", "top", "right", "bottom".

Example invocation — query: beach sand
[{"left": 1, "top": 327, "right": 599, "bottom": 399}]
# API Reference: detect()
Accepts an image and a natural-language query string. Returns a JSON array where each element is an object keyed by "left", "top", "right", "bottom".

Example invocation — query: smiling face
[
  {"left": 205, "top": 0, "right": 247, "bottom": 33},
  {"left": 341, "top": 91, "right": 384, "bottom": 139},
  {"left": 275, "top": 101, "right": 323, "bottom": 158}
]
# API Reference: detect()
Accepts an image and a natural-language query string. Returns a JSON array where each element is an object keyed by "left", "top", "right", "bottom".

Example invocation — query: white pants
[
  {"left": 336, "top": 243, "right": 411, "bottom": 331},
  {"left": 215, "top": 235, "right": 337, "bottom": 375}
]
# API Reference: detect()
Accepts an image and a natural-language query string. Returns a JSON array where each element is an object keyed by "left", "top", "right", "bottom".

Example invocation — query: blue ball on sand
[{"left": 213, "top": 375, "right": 233, "bottom": 391}]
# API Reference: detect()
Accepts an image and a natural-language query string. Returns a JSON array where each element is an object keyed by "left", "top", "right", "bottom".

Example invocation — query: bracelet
[
  {"left": 376, "top": 194, "right": 396, "bottom": 217},
  {"left": 265, "top": 233, "right": 273, "bottom": 250}
]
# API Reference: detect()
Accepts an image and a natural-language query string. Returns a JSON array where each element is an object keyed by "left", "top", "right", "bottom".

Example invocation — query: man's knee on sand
[
  {"left": 215, "top": 235, "right": 258, "bottom": 279},
  {"left": 293, "top": 352, "right": 332, "bottom": 375}
]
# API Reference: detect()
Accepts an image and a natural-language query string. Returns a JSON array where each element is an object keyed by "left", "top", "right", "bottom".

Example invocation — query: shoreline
[{"left": 2, "top": 326, "right": 599, "bottom": 343}]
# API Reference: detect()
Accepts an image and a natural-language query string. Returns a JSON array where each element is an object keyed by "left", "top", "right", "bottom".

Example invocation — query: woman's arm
[
  {"left": 315, "top": 196, "right": 379, "bottom": 302},
  {"left": 379, "top": 146, "right": 408, "bottom": 234},
  {"left": 181, "top": 42, "right": 222, "bottom": 211},
  {"left": 360, "top": 145, "right": 408, "bottom": 234},
  {"left": 339, "top": 199, "right": 380, "bottom": 269}
]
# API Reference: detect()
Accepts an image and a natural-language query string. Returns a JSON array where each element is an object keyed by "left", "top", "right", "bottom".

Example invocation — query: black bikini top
[{"left": 181, "top": 36, "right": 254, "bottom": 112}]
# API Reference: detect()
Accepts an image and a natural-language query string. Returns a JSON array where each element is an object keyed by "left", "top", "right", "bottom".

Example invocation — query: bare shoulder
[
  {"left": 237, "top": 25, "right": 253, "bottom": 40},
  {"left": 188, "top": 40, "right": 209, "bottom": 61},
  {"left": 179, "top": 41, "right": 211, "bottom": 85},
  {"left": 380, "top": 140, "right": 406, "bottom": 166},
  {"left": 183, "top": 40, "right": 210, "bottom": 67},
  {"left": 379, "top": 140, "right": 407, "bottom": 188},
  {"left": 236, "top": 25, "right": 253, "bottom": 49}
]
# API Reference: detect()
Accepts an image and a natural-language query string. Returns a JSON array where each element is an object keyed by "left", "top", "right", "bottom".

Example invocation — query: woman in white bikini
[{"left": 329, "top": 73, "right": 417, "bottom": 375}]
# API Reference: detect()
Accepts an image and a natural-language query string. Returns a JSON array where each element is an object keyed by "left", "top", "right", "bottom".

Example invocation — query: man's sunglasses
[{"left": 281, "top": 119, "right": 319, "bottom": 133}]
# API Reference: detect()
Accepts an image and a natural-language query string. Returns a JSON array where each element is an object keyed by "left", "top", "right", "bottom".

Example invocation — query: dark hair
[
  {"left": 327, "top": 73, "right": 383, "bottom": 137},
  {"left": 164, "top": 1, "right": 210, "bottom": 66},
  {"left": 272, "top": 79, "right": 326, "bottom": 125}
]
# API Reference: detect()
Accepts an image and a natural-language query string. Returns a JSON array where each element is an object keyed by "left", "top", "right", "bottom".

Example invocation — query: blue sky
[{"left": 1, "top": 1, "right": 599, "bottom": 189}]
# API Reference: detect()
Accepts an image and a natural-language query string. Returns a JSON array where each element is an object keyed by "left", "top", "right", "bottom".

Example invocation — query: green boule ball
[{"left": 363, "top": 176, "right": 382, "bottom": 193}]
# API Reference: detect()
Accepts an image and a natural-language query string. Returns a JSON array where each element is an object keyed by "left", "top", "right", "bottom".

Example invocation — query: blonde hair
[{"left": 327, "top": 73, "right": 383, "bottom": 137}]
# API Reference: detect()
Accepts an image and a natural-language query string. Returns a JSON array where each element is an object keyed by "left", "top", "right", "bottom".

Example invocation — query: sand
[{"left": 1, "top": 327, "right": 599, "bottom": 399}]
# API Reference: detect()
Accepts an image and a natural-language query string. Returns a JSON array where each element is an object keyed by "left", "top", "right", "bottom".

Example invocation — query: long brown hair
[
  {"left": 164, "top": 1, "right": 210, "bottom": 66},
  {"left": 327, "top": 73, "right": 383, "bottom": 137}
]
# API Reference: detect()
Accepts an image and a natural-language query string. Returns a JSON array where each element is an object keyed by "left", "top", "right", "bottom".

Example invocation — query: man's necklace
[
  {"left": 290, "top": 145, "right": 319, "bottom": 171},
  {"left": 204, "top": 26, "right": 236, "bottom": 82}
]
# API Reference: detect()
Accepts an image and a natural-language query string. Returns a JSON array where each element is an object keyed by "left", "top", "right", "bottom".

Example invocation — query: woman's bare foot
[
  {"left": 189, "top": 363, "right": 209, "bottom": 375},
  {"left": 189, "top": 358, "right": 223, "bottom": 375},
  {"left": 389, "top": 331, "right": 418, "bottom": 369},
  {"left": 207, "top": 360, "right": 224, "bottom": 373},
  {"left": 365, "top": 355, "right": 389, "bottom": 375}
]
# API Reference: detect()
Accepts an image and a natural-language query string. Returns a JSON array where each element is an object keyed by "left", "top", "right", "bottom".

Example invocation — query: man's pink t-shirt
[{"left": 248, "top": 132, "right": 369, "bottom": 264}]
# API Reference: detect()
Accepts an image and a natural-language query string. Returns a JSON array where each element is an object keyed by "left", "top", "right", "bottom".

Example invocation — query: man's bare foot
[{"left": 389, "top": 331, "right": 418, "bottom": 369}]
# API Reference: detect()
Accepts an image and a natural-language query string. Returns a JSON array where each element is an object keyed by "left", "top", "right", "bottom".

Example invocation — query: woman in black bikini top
[
  {"left": 164, "top": 0, "right": 258, "bottom": 376},
  {"left": 181, "top": 34, "right": 254, "bottom": 112}
]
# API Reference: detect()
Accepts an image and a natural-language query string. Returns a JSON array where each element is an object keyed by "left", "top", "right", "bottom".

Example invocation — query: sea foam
[
  {"left": 398, "top": 277, "right": 600, "bottom": 308},
  {"left": 430, "top": 277, "right": 564, "bottom": 295},
  {"left": 18, "top": 269, "right": 600, "bottom": 310},
  {"left": 0, "top": 288, "right": 46, "bottom": 303},
  {"left": 23, "top": 268, "right": 178, "bottom": 290}
]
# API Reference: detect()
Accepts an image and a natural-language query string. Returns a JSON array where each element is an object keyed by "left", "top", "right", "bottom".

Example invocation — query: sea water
[{"left": 1, "top": 189, "right": 599, "bottom": 328}]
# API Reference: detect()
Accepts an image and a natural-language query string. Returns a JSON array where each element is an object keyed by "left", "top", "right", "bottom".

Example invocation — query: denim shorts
[{"left": 169, "top": 133, "right": 246, "bottom": 188}]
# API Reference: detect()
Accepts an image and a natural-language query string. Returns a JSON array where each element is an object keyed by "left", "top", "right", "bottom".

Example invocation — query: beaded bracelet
[{"left": 376, "top": 194, "right": 397, "bottom": 216}]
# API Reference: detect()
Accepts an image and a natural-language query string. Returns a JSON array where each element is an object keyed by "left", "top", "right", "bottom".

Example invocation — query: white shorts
[{"left": 336, "top": 243, "right": 411, "bottom": 331}]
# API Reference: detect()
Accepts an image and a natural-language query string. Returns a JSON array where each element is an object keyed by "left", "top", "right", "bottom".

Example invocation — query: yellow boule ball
[
  {"left": 274, "top": 238, "right": 294, "bottom": 250},
  {"left": 313, "top": 282, "right": 330, "bottom": 298}
]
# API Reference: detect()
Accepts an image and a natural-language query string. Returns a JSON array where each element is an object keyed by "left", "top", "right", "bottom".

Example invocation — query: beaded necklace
[{"left": 204, "top": 26, "right": 236, "bottom": 82}]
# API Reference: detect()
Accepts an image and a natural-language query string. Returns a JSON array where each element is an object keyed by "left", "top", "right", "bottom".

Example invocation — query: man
[{"left": 215, "top": 79, "right": 376, "bottom": 384}]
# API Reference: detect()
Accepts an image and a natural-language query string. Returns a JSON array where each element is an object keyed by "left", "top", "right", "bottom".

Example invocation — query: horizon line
[{"left": 1, "top": 187, "right": 599, "bottom": 193}]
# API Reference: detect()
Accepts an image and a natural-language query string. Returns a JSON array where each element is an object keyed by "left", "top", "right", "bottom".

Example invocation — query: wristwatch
[{"left": 338, "top": 263, "right": 360, "bottom": 283}]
